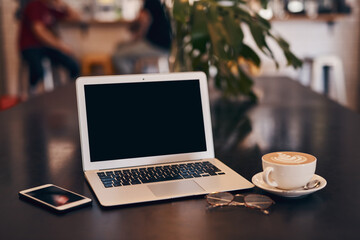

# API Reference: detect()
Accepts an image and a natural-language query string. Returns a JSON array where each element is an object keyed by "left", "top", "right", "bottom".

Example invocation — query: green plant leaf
[
  {"left": 191, "top": 54, "right": 210, "bottom": 75},
  {"left": 284, "top": 50, "right": 303, "bottom": 68},
  {"left": 238, "top": 44, "right": 261, "bottom": 67},
  {"left": 191, "top": 2, "right": 210, "bottom": 53},
  {"left": 273, "top": 35, "right": 302, "bottom": 68},
  {"left": 221, "top": 6, "right": 244, "bottom": 48},
  {"left": 275, "top": 36, "right": 290, "bottom": 49},
  {"left": 236, "top": 65, "right": 254, "bottom": 94},
  {"left": 259, "top": 0, "right": 269, "bottom": 9},
  {"left": 207, "top": 4, "right": 230, "bottom": 60},
  {"left": 254, "top": 13, "right": 271, "bottom": 30},
  {"left": 248, "top": 21, "right": 279, "bottom": 68},
  {"left": 214, "top": 73, "right": 223, "bottom": 90},
  {"left": 233, "top": 6, "right": 253, "bottom": 23},
  {"left": 173, "top": 0, "right": 190, "bottom": 23}
]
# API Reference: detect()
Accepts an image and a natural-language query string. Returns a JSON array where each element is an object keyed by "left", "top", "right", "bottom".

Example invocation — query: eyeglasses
[{"left": 205, "top": 192, "right": 275, "bottom": 214}]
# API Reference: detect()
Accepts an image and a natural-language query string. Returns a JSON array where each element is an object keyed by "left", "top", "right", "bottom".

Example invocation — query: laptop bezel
[{"left": 76, "top": 72, "right": 215, "bottom": 171}]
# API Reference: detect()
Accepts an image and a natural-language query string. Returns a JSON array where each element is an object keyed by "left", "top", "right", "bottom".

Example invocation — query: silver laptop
[{"left": 76, "top": 72, "right": 253, "bottom": 207}]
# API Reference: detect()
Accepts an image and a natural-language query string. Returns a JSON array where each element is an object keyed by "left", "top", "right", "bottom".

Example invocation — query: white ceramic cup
[{"left": 262, "top": 152, "right": 317, "bottom": 190}]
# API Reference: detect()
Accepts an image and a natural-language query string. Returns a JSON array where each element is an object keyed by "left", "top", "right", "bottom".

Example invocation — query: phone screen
[{"left": 26, "top": 185, "right": 85, "bottom": 207}]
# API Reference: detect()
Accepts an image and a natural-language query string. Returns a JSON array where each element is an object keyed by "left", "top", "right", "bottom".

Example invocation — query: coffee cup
[{"left": 262, "top": 152, "right": 316, "bottom": 190}]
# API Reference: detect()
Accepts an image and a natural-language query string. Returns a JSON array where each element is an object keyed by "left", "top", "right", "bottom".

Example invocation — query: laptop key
[
  {"left": 183, "top": 175, "right": 194, "bottom": 179},
  {"left": 171, "top": 175, "right": 184, "bottom": 180},
  {"left": 131, "top": 180, "right": 141, "bottom": 185},
  {"left": 140, "top": 178, "right": 151, "bottom": 184},
  {"left": 100, "top": 177, "right": 112, "bottom": 181},
  {"left": 101, "top": 178, "right": 112, "bottom": 182}
]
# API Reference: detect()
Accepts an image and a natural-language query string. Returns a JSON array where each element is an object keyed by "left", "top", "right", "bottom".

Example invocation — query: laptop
[{"left": 76, "top": 72, "right": 254, "bottom": 206}]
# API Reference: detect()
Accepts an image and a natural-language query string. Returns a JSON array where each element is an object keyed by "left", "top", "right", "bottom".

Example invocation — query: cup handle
[{"left": 263, "top": 167, "right": 278, "bottom": 188}]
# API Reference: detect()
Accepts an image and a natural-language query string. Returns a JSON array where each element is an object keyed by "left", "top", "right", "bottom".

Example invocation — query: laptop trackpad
[{"left": 148, "top": 180, "right": 205, "bottom": 198}]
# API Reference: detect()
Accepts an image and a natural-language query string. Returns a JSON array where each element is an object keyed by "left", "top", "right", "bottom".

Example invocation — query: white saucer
[{"left": 252, "top": 172, "right": 327, "bottom": 198}]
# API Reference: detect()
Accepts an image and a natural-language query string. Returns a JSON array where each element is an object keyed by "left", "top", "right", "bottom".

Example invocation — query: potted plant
[{"left": 169, "top": 0, "right": 302, "bottom": 101}]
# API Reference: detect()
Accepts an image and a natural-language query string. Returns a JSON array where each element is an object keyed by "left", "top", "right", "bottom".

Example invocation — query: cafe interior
[
  {"left": 0, "top": 0, "right": 359, "bottom": 112},
  {"left": 0, "top": 0, "right": 360, "bottom": 239}
]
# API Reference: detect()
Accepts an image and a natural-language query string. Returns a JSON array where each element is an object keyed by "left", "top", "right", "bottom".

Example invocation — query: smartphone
[{"left": 19, "top": 184, "right": 92, "bottom": 212}]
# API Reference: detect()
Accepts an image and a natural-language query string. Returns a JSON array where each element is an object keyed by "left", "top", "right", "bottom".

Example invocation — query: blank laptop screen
[{"left": 84, "top": 80, "right": 207, "bottom": 162}]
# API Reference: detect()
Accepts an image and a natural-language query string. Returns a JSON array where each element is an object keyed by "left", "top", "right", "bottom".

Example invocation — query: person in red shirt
[{"left": 18, "top": 0, "right": 80, "bottom": 92}]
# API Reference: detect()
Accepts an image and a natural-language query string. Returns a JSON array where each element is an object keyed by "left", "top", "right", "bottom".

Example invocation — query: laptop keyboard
[{"left": 97, "top": 161, "right": 225, "bottom": 188}]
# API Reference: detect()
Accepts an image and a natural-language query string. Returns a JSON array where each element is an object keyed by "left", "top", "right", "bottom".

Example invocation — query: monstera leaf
[{"left": 170, "top": 0, "right": 302, "bottom": 101}]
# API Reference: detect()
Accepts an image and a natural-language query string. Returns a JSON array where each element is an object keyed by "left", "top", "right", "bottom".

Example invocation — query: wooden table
[{"left": 0, "top": 77, "right": 359, "bottom": 239}]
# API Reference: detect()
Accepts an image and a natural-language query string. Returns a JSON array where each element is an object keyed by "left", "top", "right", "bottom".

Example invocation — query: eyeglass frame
[{"left": 205, "top": 192, "right": 275, "bottom": 214}]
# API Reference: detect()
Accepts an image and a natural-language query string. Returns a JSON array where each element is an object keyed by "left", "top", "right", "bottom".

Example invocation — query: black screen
[
  {"left": 27, "top": 186, "right": 84, "bottom": 207},
  {"left": 84, "top": 80, "right": 207, "bottom": 162}
]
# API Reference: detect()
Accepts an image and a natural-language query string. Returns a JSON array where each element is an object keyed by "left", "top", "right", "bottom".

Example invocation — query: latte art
[
  {"left": 271, "top": 153, "right": 307, "bottom": 164},
  {"left": 263, "top": 151, "right": 316, "bottom": 165}
]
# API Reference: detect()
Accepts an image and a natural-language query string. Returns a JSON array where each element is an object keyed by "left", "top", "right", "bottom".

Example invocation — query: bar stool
[
  {"left": 42, "top": 58, "right": 56, "bottom": 91},
  {"left": 304, "top": 55, "right": 347, "bottom": 105},
  {"left": 18, "top": 57, "right": 56, "bottom": 100},
  {"left": 81, "top": 54, "right": 114, "bottom": 75}
]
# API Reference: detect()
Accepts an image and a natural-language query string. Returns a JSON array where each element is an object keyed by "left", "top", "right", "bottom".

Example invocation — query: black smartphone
[{"left": 19, "top": 184, "right": 92, "bottom": 212}]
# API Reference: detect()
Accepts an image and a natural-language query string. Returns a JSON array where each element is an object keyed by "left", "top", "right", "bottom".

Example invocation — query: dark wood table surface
[{"left": 1, "top": 77, "right": 359, "bottom": 240}]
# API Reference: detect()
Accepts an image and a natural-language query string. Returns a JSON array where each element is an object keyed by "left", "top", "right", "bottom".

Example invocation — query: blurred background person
[
  {"left": 18, "top": 0, "right": 81, "bottom": 94},
  {"left": 112, "top": 0, "right": 172, "bottom": 74}
]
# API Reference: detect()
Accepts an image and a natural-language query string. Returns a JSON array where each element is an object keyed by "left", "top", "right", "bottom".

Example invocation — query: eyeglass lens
[
  {"left": 242, "top": 194, "right": 274, "bottom": 210},
  {"left": 206, "top": 192, "right": 234, "bottom": 206}
]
